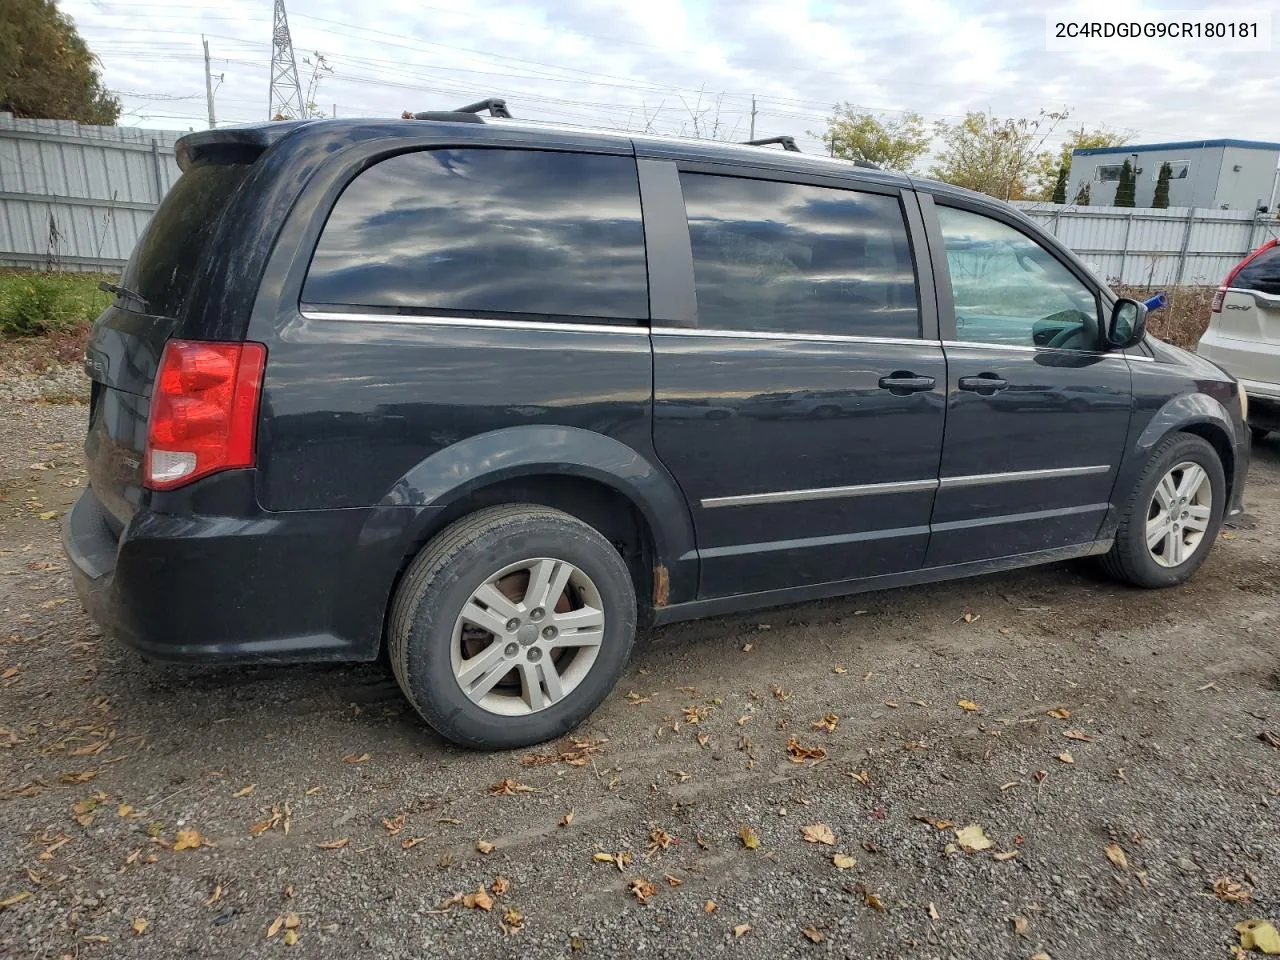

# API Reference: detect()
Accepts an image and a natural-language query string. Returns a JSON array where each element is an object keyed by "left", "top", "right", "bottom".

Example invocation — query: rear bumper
[{"left": 63, "top": 485, "right": 429, "bottom": 664}]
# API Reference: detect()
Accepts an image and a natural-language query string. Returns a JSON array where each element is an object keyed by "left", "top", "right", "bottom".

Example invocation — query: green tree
[
  {"left": 1152, "top": 161, "right": 1172, "bottom": 208},
  {"left": 1051, "top": 165, "right": 1069, "bottom": 204},
  {"left": 1031, "top": 126, "right": 1131, "bottom": 200},
  {"left": 1114, "top": 159, "right": 1136, "bottom": 207},
  {"left": 1073, "top": 182, "right": 1091, "bottom": 205},
  {"left": 0, "top": 0, "right": 120, "bottom": 124},
  {"left": 812, "top": 105, "right": 929, "bottom": 171},
  {"left": 929, "top": 108, "right": 1070, "bottom": 200}
]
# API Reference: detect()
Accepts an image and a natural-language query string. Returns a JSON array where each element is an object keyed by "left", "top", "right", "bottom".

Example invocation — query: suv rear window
[
  {"left": 119, "top": 162, "right": 250, "bottom": 318},
  {"left": 1235, "top": 244, "right": 1280, "bottom": 295},
  {"left": 303, "top": 149, "right": 649, "bottom": 321}
]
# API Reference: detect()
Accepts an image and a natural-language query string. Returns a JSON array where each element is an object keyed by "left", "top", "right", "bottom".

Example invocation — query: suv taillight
[
  {"left": 1213, "top": 239, "right": 1279, "bottom": 313},
  {"left": 145, "top": 340, "right": 267, "bottom": 490}
]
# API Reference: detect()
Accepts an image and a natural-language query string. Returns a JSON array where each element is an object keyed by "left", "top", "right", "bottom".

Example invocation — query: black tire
[
  {"left": 1250, "top": 425, "right": 1270, "bottom": 444},
  {"left": 387, "top": 504, "right": 636, "bottom": 750},
  {"left": 1100, "top": 433, "right": 1225, "bottom": 588}
]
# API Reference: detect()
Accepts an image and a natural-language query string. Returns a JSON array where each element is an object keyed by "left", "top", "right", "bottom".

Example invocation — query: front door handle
[
  {"left": 958, "top": 375, "right": 1009, "bottom": 393},
  {"left": 878, "top": 373, "right": 936, "bottom": 395}
]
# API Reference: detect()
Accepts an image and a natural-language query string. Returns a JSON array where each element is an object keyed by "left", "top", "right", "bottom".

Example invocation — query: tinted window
[
  {"left": 679, "top": 174, "right": 919, "bottom": 338},
  {"left": 120, "top": 162, "right": 250, "bottom": 318},
  {"left": 303, "top": 150, "right": 648, "bottom": 320},
  {"left": 1235, "top": 244, "right": 1280, "bottom": 295},
  {"left": 937, "top": 206, "right": 1101, "bottom": 351}
]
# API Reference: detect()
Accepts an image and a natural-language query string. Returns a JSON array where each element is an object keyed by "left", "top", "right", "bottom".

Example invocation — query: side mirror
[{"left": 1107, "top": 298, "right": 1148, "bottom": 349}]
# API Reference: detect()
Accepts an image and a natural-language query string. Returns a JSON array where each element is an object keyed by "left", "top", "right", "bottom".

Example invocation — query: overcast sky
[{"left": 62, "top": 0, "right": 1279, "bottom": 158}]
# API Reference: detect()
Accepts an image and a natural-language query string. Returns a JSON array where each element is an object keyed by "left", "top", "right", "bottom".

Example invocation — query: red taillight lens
[{"left": 145, "top": 339, "right": 266, "bottom": 490}]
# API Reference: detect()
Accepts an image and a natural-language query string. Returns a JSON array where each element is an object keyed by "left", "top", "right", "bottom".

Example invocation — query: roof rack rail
[
  {"left": 743, "top": 135, "right": 799, "bottom": 152},
  {"left": 411, "top": 98, "right": 513, "bottom": 123},
  {"left": 852, "top": 158, "right": 881, "bottom": 170}
]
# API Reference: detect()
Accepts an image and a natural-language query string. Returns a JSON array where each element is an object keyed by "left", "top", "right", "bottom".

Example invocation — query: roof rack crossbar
[
  {"left": 743, "top": 136, "right": 800, "bottom": 152},
  {"left": 454, "top": 98, "right": 512, "bottom": 119}
]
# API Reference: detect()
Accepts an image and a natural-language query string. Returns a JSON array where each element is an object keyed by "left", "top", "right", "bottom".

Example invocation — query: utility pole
[
  {"left": 749, "top": 95, "right": 756, "bottom": 140},
  {"left": 268, "top": 0, "right": 304, "bottom": 120},
  {"left": 202, "top": 36, "right": 217, "bottom": 129}
]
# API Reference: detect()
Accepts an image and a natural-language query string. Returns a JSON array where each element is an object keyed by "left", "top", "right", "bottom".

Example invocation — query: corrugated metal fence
[
  {"left": 1013, "top": 201, "right": 1280, "bottom": 287},
  {"left": 0, "top": 112, "right": 185, "bottom": 272}
]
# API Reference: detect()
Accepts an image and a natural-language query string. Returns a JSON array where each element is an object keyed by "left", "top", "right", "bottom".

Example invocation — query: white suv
[{"left": 1198, "top": 239, "right": 1280, "bottom": 441}]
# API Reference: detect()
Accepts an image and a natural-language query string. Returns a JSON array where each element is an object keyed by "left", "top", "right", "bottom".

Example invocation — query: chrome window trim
[
  {"left": 941, "top": 340, "right": 1125, "bottom": 360},
  {"left": 702, "top": 464, "right": 1112, "bottom": 508},
  {"left": 652, "top": 327, "right": 937, "bottom": 347},
  {"left": 299, "top": 310, "right": 649, "bottom": 336}
]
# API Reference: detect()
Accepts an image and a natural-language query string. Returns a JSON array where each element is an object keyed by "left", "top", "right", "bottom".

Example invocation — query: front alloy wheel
[{"left": 1145, "top": 461, "right": 1212, "bottom": 568}]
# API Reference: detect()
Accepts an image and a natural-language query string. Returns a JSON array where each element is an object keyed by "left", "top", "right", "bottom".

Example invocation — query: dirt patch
[{"left": 0, "top": 401, "right": 1277, "bottom": 960}]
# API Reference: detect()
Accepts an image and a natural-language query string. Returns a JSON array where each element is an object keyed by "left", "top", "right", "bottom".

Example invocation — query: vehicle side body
[{"left": 65, "top": 117, "right": 1249, "bottom": 668}]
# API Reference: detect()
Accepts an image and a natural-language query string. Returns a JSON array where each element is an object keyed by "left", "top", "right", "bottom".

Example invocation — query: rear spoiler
[{"left": 175, "top": 121, "right": 314, "bottom": 171}]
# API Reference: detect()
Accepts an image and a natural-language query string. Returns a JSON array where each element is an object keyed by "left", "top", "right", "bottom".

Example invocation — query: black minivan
[{"left": 65, "top": 103, "right": 1250, "bottom": 749}]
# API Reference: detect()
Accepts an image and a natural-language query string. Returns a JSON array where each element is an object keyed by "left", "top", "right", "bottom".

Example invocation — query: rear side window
[
  {"left": 303, "top": 149, "right": 648, "bottom": 320},
  {"left": 120, "top": 163, "right": 250, "bottom": 318},
  {"left": 1235, "top": 245, "right": 1280, "bottom": 295},
  {"left": 679, "top": 173, "right": 919, "bottom": 338}
]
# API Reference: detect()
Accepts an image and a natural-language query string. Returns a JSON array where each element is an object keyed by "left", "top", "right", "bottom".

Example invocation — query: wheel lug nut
[
  {"left": 505, "top": 618, "right": 521, "bottom": 632},
  {"left": 527, "top": 647, "right": 543, "bottom": 662},
  {"left": 504, "top": 642, "right": 518, "bottom": 658},
  {"left": 542, "top": 626, "right": 557, "bottom": 640}
]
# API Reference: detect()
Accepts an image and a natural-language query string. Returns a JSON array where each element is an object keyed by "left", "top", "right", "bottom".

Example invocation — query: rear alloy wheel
[
  {"left": 388, "top": 505, "right": 636, "bottom": 750},
  {"left": 1101, "top": 433, "right": 1225, "bottom": 588}
]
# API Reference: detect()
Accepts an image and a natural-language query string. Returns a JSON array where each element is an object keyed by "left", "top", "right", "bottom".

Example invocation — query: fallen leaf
[
  {"left": 1236, "top": 919, "right": 1280, "bottom": 954},
  {"left": 993, "top": 850, "right": 1019, "bottom": 861},
  {"left": 1104, "top": 842, "right": 1128, "bottom": 870},
  {"left": 490, "top": 875, "right": 510, "bottom": 896},
  {"left": 0, "top": 891, "right": 32, "bottom": 909},
  {"left": 1063, "top": 729, "right": 1093, "bottom": 742},
  {"left": 117, "top": 803, "right": 135, "bottom": 817},
  {"left": 400, "top": 836, "right": 427, "bottom": 849},
  {"left": 284, "top": 884, "right": 294, "bottom": 898},
  {"left": 232, "top": 784, "right": 255, "bottom": 798},
  {"left": 741, "top": 643, "right": 752, "bottom": 652},
  {"left": 501, "top": 906, "right": 523, "bottom": 932},
  {"left": 734, "top": 923, "right": 752, "bottom": 938},
  {"left": 59, "top": 770, "right": 98, "bottom": 784},
  {"left": 476, "top": 840, "right": 495, "bottom": 854},
  {"left": 316, "top": 838, "right": 349, "bottom": 850},
  {"left": 283, "top": 913, "right": 300, "bottom": 930},
  {"left": 203, "top": 884, "right": 222, "bottom": 907},
  {"left": 626, "top": 691, "right": 650, "bottom": 705},
  {"left": 1012, "top": 916, "right": 1029, "bottom": 936},
  {"left": 173, "top": 829, "right": 209, "bottom": 851},
  {"left": 801, "top": 823, "right": 836, "bottom": 845},
  {"left": 739, "top": 826, "right": 761, "bottom": 850},
  {"left": 696, "top": 733, "right": 709, "bottom": 748},
  {"left": 1057, "top": 751, "right": 1075, "bottom": 764},
  {"left": 884, "top": 699, "right": 899, "bottom": 708},
  {"left": 593, "top": 852, "right": 615, "bottom": 864},
  {"left": 664, "top": 873, "right": 683, "bottom": 887},
  {"left": 785, "top": 737, "right": 827, "bottom": 764},
  {"left": 802, "top": 924, "right": 823, "bottom": 943},
  {"left": 1031, "top": 953, "right": 1052, "bottom": 960},
  {"left": 38, "top": 511, "right": 58, "bottom": 521},
  {"left": 342, "top": 753, "right": 370, "bottom": 763},
  {"left": 489, "top": 778, "right": 536, "bottom": 796},
  {"left": 771, "top": 685, "right": 790, "bottom": 701},
  {"left": 863, "top": 891, "right": 885, "bottom": 912},
  {"left": 1213, "top": 876, "right": 1252, "bottom": 903},
  {"left": 282, "top": 929, "right": 299, "bottom": 946},
  {"left": 955, "top": 824, "right": 993, "bottom": 853},
  {"left": 913, "top": 815, "right": 955, "bottom": 830},
  {"left": 131, "top": 917, "right": 148, "bottom": 936},
  {"left": 999, "top": 781, "right": 1020, "bottom": 791},
  {"left": 928, "top": 902, "right": 940, "bottom": 920},
  {"left": 704, "top": 900, "right": 717, "bottom": 913},
  {"left": 832, "top": 853, "right": 857, "bottom": 870},
  {"left": 382, "top": 813, "right": 407, "bottom": 837},
  {"left": 1047, "top": 708, "right": 1071, "bottom": 720},
  {"left": 647, "top": 827, "right": 676, "bottom": 855},
  {"left": 570, "top": 934, "right": 586, "bottom": 950},
  {"left": 628, "top": 876, "right": 657, "bottom": 905},
  {"left": 682, "top": 705, "right": 712, "bottom": 724},
  {"left": 832, "top": 666, "right": 848, "bottom": 675},
  {"left": 957, "top": 699, "right": 980, "bottom": 712},
  {"left": 960, "top": 611, "right": 980, "bottom": 623},
  {"left": 463, "top": 886, "right": 494, "bottom": 911},
  {"left": 560, "top": 811, "right": 575, "bottom": 827},
  {"left": 849, "top": 769, "right": 870, "bottom": 788},
  {"left": 82, "top": 935, "right": 109, "bottom": 943},
  {"left": 266, "top": 915, "right": 284, "bottom": 938}
]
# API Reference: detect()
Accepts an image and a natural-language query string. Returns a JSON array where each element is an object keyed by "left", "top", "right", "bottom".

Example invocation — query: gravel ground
[{"left": 0, "top": 397, "right": 1277, "bottom": 960}]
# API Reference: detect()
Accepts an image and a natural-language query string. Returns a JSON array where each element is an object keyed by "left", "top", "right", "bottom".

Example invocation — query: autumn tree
[
  {"left": 1051, "top": 166, "right": 1068, "bottom": 204},
  {"left": 1152, "top": 161, "right": 1172, "bottom": 208},
  {"left": 0, "top": 0, "right": 120, "bottom": 124},
  {"left": 1031, "top": 126, "right": 1131, "bottom": 200},
  {"left": 1114, "top": 159, "right": 1136, "bottom": 207},
  {"left": 929, "top": 108, "right": 1069, "bottom": 201},
  {"left": 813, "top": 105, "right": 930, "bottom": 171}
]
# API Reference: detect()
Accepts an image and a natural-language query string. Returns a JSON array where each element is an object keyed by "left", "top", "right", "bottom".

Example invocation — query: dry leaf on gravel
[
  {"left": 232, "top": 784, "right": 255, "bottom": 798},
  {"left": 664, "top": 873, "right": 683, "bottom": 887},
  {"left": 476, "top": 840, "right": 496, "bottom": 854},
  {"left": 739, "top": 826, "right": 761, "bottom": 850},
  {"left": 489, "top": 778, "right": 536, "bottom": 795},
  {"left": 0, "top": 891, "right": 32, "bottom": 910},
  {"left": 204, "top": 885, "right": 222, "bottom": 907},
  {"left": 1057, "top": 751, "right": 1075, "bottom": 764},
  {"left": 647, "top": 827, "right": 676, "bottom": 855},
  {"left": 832, "top": 853, "right": 857, "bottom": 870},
  {"left": 849, "top": 769, "right": 871, "bottom": 787},
  {"left": 1104, "top": 842, "right": 1128, "bottom": 870},
  {"left": 283, "top": 913, "right": 300, "bottom": 930},
  {"left": 1213, "top": 876, "right": 1252, "bottom": 903},
  {"left": 1012, "top": 916, "right": 1030, "bottom": 936},
  {"left": 785, "top": 737, "right": 827, "bottom": 764},
  {"left": 734, "top": 923, "right": 752, "bottom": 938},
  {"left": 802, "top": 925, "right": 823, "bottom": 943},
  {"left": 342, "top": 753, "right": 370, "bottom": 764},
  {"left": 800, "top": 823, "right": 835, "bottom": 845},
  {"left": 463, "top": 886, "right": 494, "bottom": 911},
  {"left": 704, "top": 900, "right": 717, "bottom": 913},
  {"left": 811, "top": 713, "right": 839, "bottom": 732},
  {"left": 832, "top": 666, "right": 848, "bottom": 675},
  {"left": 382, "top": 813, "right": 406, "bottom": 837},
  {"left": 957, "top": 699, "right": 980, "bottom": 712},
  {"left": 1063, "top": 730, "right": 1094, "bottom": 742},
  {"left": 282, "top": 929, "right": 299, "bottom": 946},
  {"left": 993, "top": 850, "right": 1019, "bottom": 861},
  {"left": 914, "top": 815, "right": 956, "bottom": 830},
  {"left": 771, "top": 685, "right": 790, "bottom": 701},
  {"left": 131, "top": 918, "right": 148, "bottom": 936},
  {"left": 955, "top": 824, "right": 993, "bottom": 853},
  {"left": 173, "top": 829, "right": 210, "bottom": 851},
  {"left": 316, "top": 838, "right": 349, "bottom": 850},
  {"left": 928, "top": 902, "right": 940, "bottom": 920},
  {"left": 560, "top": 811, "right": 575, "bottom": 827},
  {"left": 682, "top": 705, "right": 712, "bottom": 723},
  {"left": 490, "top": 876, "right": 510, "bottom": 896},
  {"left": 400, "top": 837, "right": 426, "bottom": 849},
  {"left": 628, "top": 877, "right": 656, "bottom": 905},
  {"left": 625, "top": 691, "right": 650, "bottom": 705},
  {"left": 500, "top": 906, "right": 523, "bottom": 933},
  {"left": 1047, "top": 708, "right": 1071, "bottom": 719},
  {"left": 1236, "top": 920, "right": 1280, "bottom": 954},
  {"left": 1031, "top": 953, "right": 1052, "bottom": 960}
]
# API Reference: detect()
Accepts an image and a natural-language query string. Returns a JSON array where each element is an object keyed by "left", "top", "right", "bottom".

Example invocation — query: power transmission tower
[{"left": 268, "top": 0, "right": 304, "bottom": 120}]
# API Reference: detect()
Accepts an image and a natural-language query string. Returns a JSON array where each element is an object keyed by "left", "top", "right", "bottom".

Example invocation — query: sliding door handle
[
  {"left": 958, "top": 375, "right": 1009, "bottom": 393},
  {"left": 878, "top": 374, "right": 936, "bottom": 395}
]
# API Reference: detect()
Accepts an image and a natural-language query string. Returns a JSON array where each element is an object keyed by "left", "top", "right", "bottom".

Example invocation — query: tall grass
[
  {"left": 0, "top": 271, "right": 114, "bottom": 337},
  {"left": 1113, "top": 283, "right": 1214, "bottom": 351}
]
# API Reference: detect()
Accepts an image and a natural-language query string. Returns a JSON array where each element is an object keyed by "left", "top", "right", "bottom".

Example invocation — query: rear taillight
[
  {"left": 145, "top": 339, "right": 267, "bottom": 490},
  {"left": 1214, "top": 239, "right": 1279, "bottom": 314}
]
